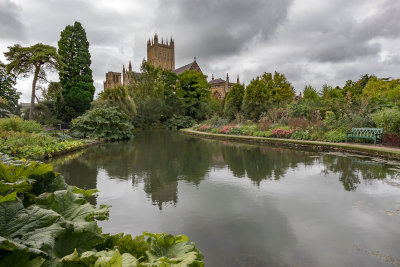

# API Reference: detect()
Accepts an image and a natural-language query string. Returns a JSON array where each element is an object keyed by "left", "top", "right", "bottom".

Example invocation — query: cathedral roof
[
  {"left": 173, "top": 62, "right": 194, "bottom": 75},
  {"left": 209, "top": 78, "right": 225, "bottom": 84},
  {"left": 173, "top": 59, "right": 202, "bottom": 75}
]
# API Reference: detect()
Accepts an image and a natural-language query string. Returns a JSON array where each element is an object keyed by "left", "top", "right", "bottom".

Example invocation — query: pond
[{"left": 51, "top": 130, "right": 400, "bottom": 267}]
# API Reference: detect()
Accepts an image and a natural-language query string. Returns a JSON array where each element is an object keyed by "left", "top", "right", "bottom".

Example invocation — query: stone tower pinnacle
[{"left": 147, "top": 34, "right": 175, "bottom": 71}]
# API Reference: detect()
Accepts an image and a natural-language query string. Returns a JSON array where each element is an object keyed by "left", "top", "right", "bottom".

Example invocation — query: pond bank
[{"left": 181, "top": 128, "right": 400, "bottom": 161}]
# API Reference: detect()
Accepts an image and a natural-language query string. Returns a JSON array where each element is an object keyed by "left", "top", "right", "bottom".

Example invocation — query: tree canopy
[
  {"left": 57, "top": 21, "right": 95, "bottom": 122},
  {"left": 176, "top": 70, "right": 211, "bottom": 120},
  {"left": 4, "top": 44, "right": 62, "bottom": 120},
  {"left": 224, "top": 83, "right": 244, "bottom": 121},
  {"left": 242, "top": 71, "right": 294, "bottom": 120}
]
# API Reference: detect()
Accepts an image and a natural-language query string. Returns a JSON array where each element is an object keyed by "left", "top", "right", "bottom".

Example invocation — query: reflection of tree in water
[
  {"left": 53, "top": 131, "right": 400, "bottom": 208},
  {"left": 322, "top": 154, "right": 399, "bottom": 191},
  {"left": 59, "top": 131, "right": 215, "bottom": 209},
  {"left": 221, "top": 144, "right": 317, "bottom": 186}
]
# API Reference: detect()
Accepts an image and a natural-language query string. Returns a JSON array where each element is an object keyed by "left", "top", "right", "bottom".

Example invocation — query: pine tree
[
  {"left": 4, "top": 44, "right": 62, "bottom": 120},
  {"left": 57, "top": 21, "right": 95, "bottom": 121}
]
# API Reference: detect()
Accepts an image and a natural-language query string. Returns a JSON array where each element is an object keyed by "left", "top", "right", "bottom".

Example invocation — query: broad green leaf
[
  {"left": 0, "top": 191, "right": 17, "bottom": 203},
  {"left": 0, "top": 199, "right": 63, "bottom": 253},
  {"left": 0, "top": 251, "right": 45, "bottom": 267},
  {"left": 122, "top": 253, "right": 138, "bottom": 267},
  {"left": 36, "top": 189, "right": 109, "bottom": 223},
  {"left": 72, "top": 186, "right": 99, "bottom": 197}
]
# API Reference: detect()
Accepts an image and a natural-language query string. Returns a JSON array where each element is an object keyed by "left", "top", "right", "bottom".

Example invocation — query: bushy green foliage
[
  {"left": 70, "top": 107, "right": 134, "bottom": 141},
  {"left": 207, "top": 115, "right": 229, "bottom": 128},
  {"left": 95, "top": 85, "right": 137, "bottom": 119},
  {"left": 22, "top": 101, "right": 61, "bottom": 125},
  {"left": 302, "top": 85, "right": 319, "bottom": 101},
  {"left": 177, "top": 70, "right": 212, "bottom": 120},
  {"left": 290, "top": 129, "right": 311, "bottom": 140},
  {"left": 133, "top": 97, "right": 166, "bottom": 128},
  {"left": 0, "top": 131, "right": 85, "bottom": 159},
  {"left": 57, "top": 21, "right": 95, "bottom": 121},
  {"left": 362, "top": 76, "right": 400, "bottom": 104},
  {"left": 324, "top": 130, "right": 346, "bottom": 142},
  {"left": 371, "top": 108, "right": 400, "bottom": 134},
  {"left": 0, "top": 117, "right": 42, "bottom": 133},
  {"left": 252, "top": 130, "right": 272, "bottom": 137},
  {"left": 164, "top": 115, "right": 195, "bottom": 130},
  {"left": 239, "top": 124, "right": 258, "bottom": 136},
  {"left": 0, "top": 155, "right": 205, "bottom": 266},
  {"left": 242, "top": 71, "right": 294, "bottom": 120},
  {"left": 224, "top": 83, "right": 244, "bottom": 121},
  {"left": 228, "top": 127, "right": 243, "bottom": 135},
  {"left": 0, "top": 62, "right": 20, "bottom": 116}
]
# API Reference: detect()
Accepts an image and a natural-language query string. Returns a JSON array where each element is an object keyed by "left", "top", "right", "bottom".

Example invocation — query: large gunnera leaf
[
  {"left": 0, "top": 199, "right": 64, "bottom": 252},
  {"left": 0, "top": 159, "right": 66, "bottom": 203},
  {"left": 35, "top": 189, "right": 110, "bottom": 257}
]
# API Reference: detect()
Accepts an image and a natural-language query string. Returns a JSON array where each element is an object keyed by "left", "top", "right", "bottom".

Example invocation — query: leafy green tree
[
  {"left": 224, "top": 83, "right": 244, "bottom": 121},
  {"left": 41, "top": 81, "right": 62, "bottom": 102},
  {"left": 242, "top": 71, "right": 294, "bottom": 120},
  {"left": 129, "top": 61, "right": 167, "bottom": 127},
  {"left": 176, "top": 70, "right": 211, "bottom": 120},
  {"left": 57, "top": 21, "right": 95, "bottom": 121},
  {"left": 0, "top": 61, "right": 20, "bottom": 116},
  {"left": 302, "top": 85, "right": 319, "bottom": 101},
  {"left": 4, "top": 44, "right": 62, "bottom": 120},
  {"left": 362, "top": 76, "right": 400, "bottom": 104}
]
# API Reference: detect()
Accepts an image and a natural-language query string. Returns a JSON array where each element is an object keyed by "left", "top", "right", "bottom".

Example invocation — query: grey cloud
[
  {"left": 0, "top": 0, "right": 25, "bottom": 40},
  {"left": 305, "top": 0, "right": 400, "bottom": 63},
  {"left": 155, "top": 0, "right": 294, "bottom": 61}
]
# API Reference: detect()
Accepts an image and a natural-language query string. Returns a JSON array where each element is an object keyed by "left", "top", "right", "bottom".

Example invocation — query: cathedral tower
[{"left": 147, "top": 34, "right": 175, "bottom": 71}]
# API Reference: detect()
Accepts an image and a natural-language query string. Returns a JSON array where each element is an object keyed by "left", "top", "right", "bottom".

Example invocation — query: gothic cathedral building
[
  {"left": 147, "top": 34, "right": 175, "bottom": 71},
  {"left": 103, "top": 34, "right": 239, "bottom": 101}
]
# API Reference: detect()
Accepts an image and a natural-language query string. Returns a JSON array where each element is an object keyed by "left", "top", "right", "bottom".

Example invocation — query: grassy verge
[{"left": 181, "top": 128, "right": 400, "bottom": 161}]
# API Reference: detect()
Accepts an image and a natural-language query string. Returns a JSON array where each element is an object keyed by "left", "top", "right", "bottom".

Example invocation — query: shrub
[
  {"left": 239, "top": 125, "right": 258, "bottom": 136},
  {"left": 324, "top": 130, "right": 346, "bottom": 142},
  {"left": 290, "top": 129, "right": 311, "bottom": 140},
  {"left": 270, "top": 129, "right": 293, "bottom": 138},
  {"left": 310, "top": 129, "right": 326, "bottom": 141},
  {"left": 258, "top": 112, "right": 272, "bottom": 131},
  {"left": 288, "top": 117, "right": 310, "bottom": 130},
  {"left": 371, "top": 108, "right": 400, "bottom": 134},
  {"left": 199, "top": 125, "right": 210, "bottom": 131},
  {"left": 207, "top": 115, "right": 229, "bottom": 128},
  {"left": 164, "top": 115, "right": 195, "bottom": 130},
  {"left": 253, "top": 130, "right": 272, "bottom": 137},
  {"left": 22, "top": 101, "right": 61, "bottom": 126},
  {"left": 383, "top": 133, "right": 400, "bottom": 147},
  {"left": 0, "top": 117, "right": 42, "bottom": 133},
  {"left": 70, "top": 107, "right": 134, "bottom": 142},
  {"left": 210, "top": 128, "right": 220, "bottom": 134},
  {"left": 228, "top": 127, "right": 243, "bottom": 135},
  {"left": 220, "top": 125, "right": 233, "bottom": 134},
  {"left": 268, "top": 107, "right": 287, "bottom": 124}
]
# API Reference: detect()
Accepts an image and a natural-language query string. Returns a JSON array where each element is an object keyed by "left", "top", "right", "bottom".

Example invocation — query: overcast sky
[{"left": 1, "top": 0, "right": 399, "bottom": 102}]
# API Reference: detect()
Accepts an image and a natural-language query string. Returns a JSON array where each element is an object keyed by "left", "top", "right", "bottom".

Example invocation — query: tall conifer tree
[{"left": 57, "top": 21, "right": 95, "bottom": 121}]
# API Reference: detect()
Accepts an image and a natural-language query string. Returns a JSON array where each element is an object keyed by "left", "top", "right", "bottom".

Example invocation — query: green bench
[{"left": 345, "top": 127, "right": 383, "bottom": 145}]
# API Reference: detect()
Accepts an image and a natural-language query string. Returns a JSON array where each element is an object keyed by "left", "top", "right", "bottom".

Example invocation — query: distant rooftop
[{"left": 172, "top": 61, "right": 194, "bottom": 75}]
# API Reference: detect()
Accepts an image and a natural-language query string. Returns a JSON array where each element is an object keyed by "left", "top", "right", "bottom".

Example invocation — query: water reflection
[
  {"left": 51, "top": 131, "right": 400, "bottom": 208},
  {"left": 51, "top": 131, "right": 400, "bottom": 266}
]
